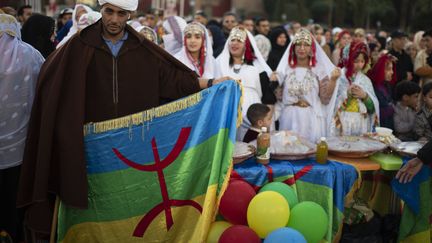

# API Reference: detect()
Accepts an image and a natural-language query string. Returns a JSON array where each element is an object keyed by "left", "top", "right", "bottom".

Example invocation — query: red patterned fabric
[{"left": 367, "top": 54, "right": 397, "bottom": 87}]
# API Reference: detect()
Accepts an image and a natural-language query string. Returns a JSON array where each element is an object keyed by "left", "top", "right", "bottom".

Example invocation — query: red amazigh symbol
[{"left": 112, "top": 127, "right": 203, "bottom": 237}]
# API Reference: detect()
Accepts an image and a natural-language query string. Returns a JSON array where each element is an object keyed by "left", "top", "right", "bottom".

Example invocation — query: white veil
[
  {"left": 162, "top": 16, "right": 187, "bottom": 56},
  {"left": 174, "top": 22, "right": 215, "bottom": 79},
  {"left": 216, "top": 27, "right": 273, "bottom": 78}
]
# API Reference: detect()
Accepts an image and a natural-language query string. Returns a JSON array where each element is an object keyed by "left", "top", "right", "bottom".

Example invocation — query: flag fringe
[{"left": 84, "top": 93, "right": 202, "bottom": 135}]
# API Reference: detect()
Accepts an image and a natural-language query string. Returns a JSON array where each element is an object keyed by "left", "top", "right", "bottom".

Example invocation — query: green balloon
[
  {"left": 287, "top": 201, "right": 328, "bottom": 243},
  {"left": 259, "top": 182, "right": 298, "bottom": 209}
]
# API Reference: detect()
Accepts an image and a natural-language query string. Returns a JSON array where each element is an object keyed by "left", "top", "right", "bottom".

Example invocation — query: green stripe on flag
[{"left": 58, "top": 129, "right": 233, "bottom": 241}]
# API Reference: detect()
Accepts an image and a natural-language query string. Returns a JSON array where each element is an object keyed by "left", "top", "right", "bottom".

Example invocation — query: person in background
[
  {"left": 17, "top": 5, "right": 32, "bottom": 27},
  {"left": 405, "top": 41, "right": 420, "bottom": 83},
  {"left": 243, "top": 104, "right": 273, "bottom": 143},
  {"left": 135, "top": 25, "right": 158, "bottom": 44},
  {"left": 267, "top": 26, "right": 290, "bottom": 71},
  {"left": 310, "top": 24, "right": 331, "bottom": 58},
  {"left": 394, "top": 81, "right": 421, "bottom": 141},
  {"left": 415, "top": 82, "right": 432, "bottom": 141},
  {"left": 369, "top": 53, "right": 397, "bottom": 129},
  {"left": 254, "top": 17, "right": 271, "bottom": 61},
  {"left": 290, "top": 21, "right": 301, "bottom": 39},
  {"left": 56, "top": 8, "right": 73, "bottom": 36},
  {"left": 413, "top": 30, "right": 426, "bottom": 52},
  {"left": 221, "top": 12, "right": 238, "bottom": 39},
  {"left": 194, "top": 10, "right": 208, "bottom": 26},
  {"left": 414, "top": 29, "right": 432, "bottom": 85},
  {"left": 56, "top": 4, "right": 92, "bottom": 48},
  {"left": 396, "top": 140, "right": 431, "bottom": 183},
  {"left": 242, "top": 17, "right": 254, "bottom": 33},
  {"left": 0, "top": 13, "right": 44, "bottom": 243},
  {"left": 207, "top": 24, "right": 225, "bottom": 58},
  {"left": 21, "top": 14, "right": 56, "bottom": 58},
  {"left": 389, "top": 30, "right": 414, "bottom": 83},
  {"left": 332, "top": 30, "right": 351, "bottom": 65},
  {"left": 324, "top": 28, "right": 334, "bottom": 52},
  {"left": 161, "top": 16, "right": 187, "bottom": 56},
  {"left": 144, "top": 8, "right": 157, "bottom": 29},
  {"left": 353, "top": 28, "right": 366, "bottom": 43}
]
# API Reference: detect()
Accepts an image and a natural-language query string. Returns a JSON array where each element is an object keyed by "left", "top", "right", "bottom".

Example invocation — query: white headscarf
[
  {"left": 0, "top": 14, "right": 45, "bottom": 169},
  {"left": 276, "top": 28, "right": 335, "bottom": 84},
  {"left": 174, "top": 22, "right": 215, "bottom": 79},
  {"left": 98, "top": 0, "right": 138, "bottom": 11},
  {"left": 216, "top": 27, "right": 273, "bottom": 78},
  {"left": 57, "top": 4, "right": 93, "bottom": 49},
  {"left": 162, "top": 16, "right": 187, "bottom": 56},
  {"left": 77, "top": 11, "right": 102, "bottom": 31}
]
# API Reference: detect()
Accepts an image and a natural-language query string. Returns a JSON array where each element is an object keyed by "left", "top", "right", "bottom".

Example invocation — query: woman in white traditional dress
[
  {"left": 215, "top": 26, "right": 275, "bottom": 141},
  {"left": 174, "top": 22, "right": 216, "bottom": 79},
  {"left": 276, "top": 28, "right": 340, "bottom": 143},
  {"left": 330, "top": 41, "right": 380, "bottom": 136}
]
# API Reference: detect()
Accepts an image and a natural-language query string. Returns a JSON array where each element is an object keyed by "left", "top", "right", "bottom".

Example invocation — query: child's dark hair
[
  {"left": 422, "top": 82, "right": 432, "bottom": 96},
  {"left": 395, "top": 81, "right": 421, "bottom": 101},
  {"left": 247, "top": 103, "right": 270, "bottom": 126}
]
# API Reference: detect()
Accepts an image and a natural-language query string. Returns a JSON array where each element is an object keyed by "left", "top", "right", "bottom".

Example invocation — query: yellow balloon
[
  {"left": 206, "top": 221, "right": 232, "bottom": 243},
  {"left": 247, "top": 191, "right": 290, "bottom": 238}
]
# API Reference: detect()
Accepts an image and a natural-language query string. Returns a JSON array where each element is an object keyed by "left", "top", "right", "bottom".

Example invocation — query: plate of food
[
  {"left": 250, "top": 131, "right": 316, "bottom": 160},
  {"left": 327, "top": 136, "right": 387, "bottom": 158},
  {"left": 364, "top": 129, "right": 401, "bottom": 146},
  {"left": 389, "top": 141, "right": 426, "bottom": 157},
  {"left": 233, "top": 142, "right": 255, "bottom": 164}
]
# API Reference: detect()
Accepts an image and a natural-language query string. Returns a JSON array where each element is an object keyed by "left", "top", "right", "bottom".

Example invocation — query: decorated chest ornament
[
  {"left": 289, "top": 28, "right": 316, "bottom": 67},
  {"left": 228, "top": 26, "right": 256, "bottom": 63}
]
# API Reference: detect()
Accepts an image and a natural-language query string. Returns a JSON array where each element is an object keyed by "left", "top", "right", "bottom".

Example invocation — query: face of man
[
  {"left": 194, "top": 15, "right": 207, "bottom": 25},
  {"left": 101, "top": 4, "right": 130, "bottom": 38},
  {"left": 392, "top": 37, "right": 406, "bottom": 51},
  {"left": 256, "top": 20, "right": 270, "bottom": 36},
  {"left": 242, "top": 19, "right": 254, "bottom": 33},
  {"left": 19, "top": 7, "right": 32, "bottom": 24},
  {"left": 222, "top": 15, "right": 237, "bottom": 32}
]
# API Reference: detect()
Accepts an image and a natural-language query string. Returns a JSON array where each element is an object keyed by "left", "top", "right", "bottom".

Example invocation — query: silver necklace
[{"left": 233, "top": 64, "right": 242, "bottom": 74}]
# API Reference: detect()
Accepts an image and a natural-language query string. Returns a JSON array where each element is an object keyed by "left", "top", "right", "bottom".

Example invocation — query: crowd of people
[{"left": 1, "top": 1, "right": 432, "bottom": 242}]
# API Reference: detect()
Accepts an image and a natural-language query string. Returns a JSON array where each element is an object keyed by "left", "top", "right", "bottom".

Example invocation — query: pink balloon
[
  {"left": 219, "top": 225, "right": 261, "bottom": 243},
  {"left": 219, "top": 180, "right": 256, "bottom": 225}
]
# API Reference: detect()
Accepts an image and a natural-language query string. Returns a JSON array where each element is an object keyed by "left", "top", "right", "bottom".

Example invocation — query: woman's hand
[
  {"left": 270, "top": 72, "right": 278, "bottom": 82},
  {"left": 330, "top": 68, "right": 341, "bottom": 82},
  {"left": 350, "top": 84, "right": 367, "bottom": 99}
]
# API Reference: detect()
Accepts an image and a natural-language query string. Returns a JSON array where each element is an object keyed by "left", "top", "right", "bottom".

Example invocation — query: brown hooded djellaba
[{"left": 17, "top": 20, "right": 200, "bottom": 231}]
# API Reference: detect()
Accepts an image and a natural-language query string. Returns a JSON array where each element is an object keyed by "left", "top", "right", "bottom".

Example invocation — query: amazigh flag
[
  {"left": 392, "top": 163, "right": 432, "bottom": 243},
  {"left": 57, "top": 81, "right": 242, "bottom": 242}
]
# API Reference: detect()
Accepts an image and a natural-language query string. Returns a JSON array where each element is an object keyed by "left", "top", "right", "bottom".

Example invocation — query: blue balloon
[{"left": 264, "top": 227, "right": 307, "bottom": 243}]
